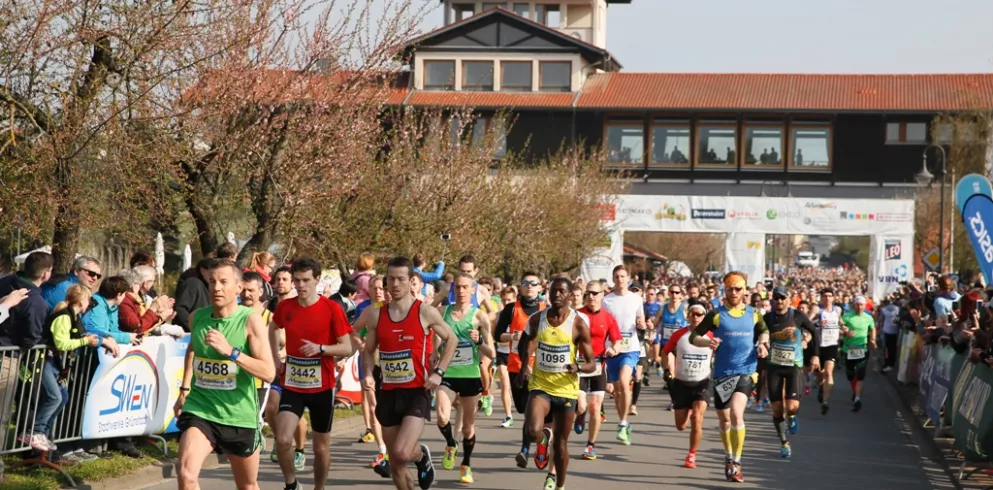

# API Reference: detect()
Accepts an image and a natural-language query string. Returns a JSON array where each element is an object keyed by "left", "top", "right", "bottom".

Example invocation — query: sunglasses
[
  {"left": 774, "top": 295, "right": 788, "bottom": 301},
  {"left": 688, "top": 311, "right": 704, "bottom": 318},
  {"left": 727, "top": 286, "right": 745, "bottom": 292},
  {"left": 81, "top": 269, "right": 102, "bottom": 280},
  {"left": 521, "top": 280, "right": 540, "bottom": 287},
  {"left": 584, "top": 290, "right": 603, "bottom": 297},
  {"left": 670, "top": 290, "right": 683, "bottom": 295}
]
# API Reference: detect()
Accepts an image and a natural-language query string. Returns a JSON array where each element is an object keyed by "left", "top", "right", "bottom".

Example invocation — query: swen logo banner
[{"left": 963, "top": 194, "right": 993, "bottom": 284}]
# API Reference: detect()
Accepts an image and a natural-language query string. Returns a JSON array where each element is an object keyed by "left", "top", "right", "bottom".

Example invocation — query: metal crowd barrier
[{"left": 0, "top": 345, "right": 99, "bottom": 487}]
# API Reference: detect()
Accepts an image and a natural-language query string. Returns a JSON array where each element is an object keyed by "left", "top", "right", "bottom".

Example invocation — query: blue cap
[{"left": 772, "top": 286, "right": 789, "bottom": 298}]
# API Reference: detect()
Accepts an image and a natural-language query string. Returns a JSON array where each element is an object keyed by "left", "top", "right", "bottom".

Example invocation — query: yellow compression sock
[
  {"left": 730, "top": 425, "right": 746, "bottom": 462},
  {"left": 720, "top": 428, "right": 733, "bottom": 457}
]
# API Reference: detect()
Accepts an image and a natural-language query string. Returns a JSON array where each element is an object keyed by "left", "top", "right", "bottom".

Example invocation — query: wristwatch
[
  {"left": 179, "top": 386, "right": 190, "bottom": 393},
  {"left": 320, "top": 344, "right": 327, "bottom": 354},
  {"left": 433, "top": 367, "right": 445, "bottom": 377},
  {"left": 229, "top": 348, "right": 242, "bottom": 362}
]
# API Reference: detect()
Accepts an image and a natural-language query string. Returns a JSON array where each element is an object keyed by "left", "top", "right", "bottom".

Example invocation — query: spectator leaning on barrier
[
  {"left": 128, "top": 251, "right": 159, "bottom": 300},
  {"left": 0, "top": 252, "right": 54, "bottom": 349},
  {"left": 42, "top": 256, "right": 102, "bottom": 311},
  {"left": 932, "top": 275, "right": 961, "bottom": 320},
  {"left": 22, "top": 285, "right": 98, "bottom": 453},
  {"left": 118, "top": 266, "right": 177, "bottom": 336},
  {"left": 0, "top": 289, "right": 29, "bottom": 326},
  {"left": 172, "top": 258, "right": 215, "bottom": 330},
  {"left": 330, "top": 279, "right": 358, "bottom": 322},
  {"left": 82, "top": 277, "right": 133, "bottom": 350}
]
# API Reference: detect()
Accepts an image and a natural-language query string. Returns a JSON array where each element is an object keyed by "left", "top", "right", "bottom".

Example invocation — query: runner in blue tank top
[
  {"left": 689, "top": 271, "right": 768, "bottom": 484},
  {"left": 653, "top": 286, "right": 687, "bottom": 393}
]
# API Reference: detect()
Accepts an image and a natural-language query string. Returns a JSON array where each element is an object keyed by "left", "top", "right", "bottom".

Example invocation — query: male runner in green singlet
[{"left": 175, "top": 260, "right": 275, "bottom": 490}]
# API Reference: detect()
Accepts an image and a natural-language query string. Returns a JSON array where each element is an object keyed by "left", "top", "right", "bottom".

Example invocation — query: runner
[
  {"left": 495, "top": 272, "right": 546, "bottom": 431},
  {"left": 574, "top": 280, "right": 621, "bottom": 461},
  {"left": 815, "top": 288, "right": 843, "bottom": 415},
  {"left": 271, "top": 258, "right": 356, "bottom": 490},
  {"left": 654, "top": 284, "right": 687, "bottom": 410},
  {"left": 689, "top": 271, "right": 768, "bottom": 483},
  {"left": 517, "top": 277, "right": 596, "bottom": 490},
  {"left": 434, "top": 274, "right": 495, "bottom": 484},
  {"left": 602, "top": 266, "right": 645, "bottom": 446},
  {"left": 642, "top": 287, "right": 662, "bottom": 376},
  {"left": 175, "top": 260, "right": 275, "bottom": 490},
  {"left": 840, "top": 296, "right": 876, "bottom": 412},
  {"left": 353, "top": 276, "right": 389, "bottom": 472},
  {"left": 662, "top": 300, "right": 714, "bottom": 469},
  {"left": 629, "top": 281, "right": 649, "bottom": 412},
  {"left": 762, "top": 287, "right": 820, "bottom": 459},
  {"left": 355, "top": 256, "right": 458, "bottom": 490},
  {"left": 476, "top": 277, "right": 500, "bottom": 417}
]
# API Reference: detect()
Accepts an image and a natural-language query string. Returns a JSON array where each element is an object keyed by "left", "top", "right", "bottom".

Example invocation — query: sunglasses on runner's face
[
  {"left": 688, "top": 311, "right": 704, "bottom": 318},
  {"left": 774, "top": 295, "right": 788, "bottom": 301},
  {"left": 584, "top": 290, "right": 602, "bottom": 297},
  {"left": 727, "top": 286, "right": 744, "bottom": 292},
  {"left": 522, "top": 279, "right": 540, "bottom": 287},
  {"left": 670, "top": 290, "right": 682, "bottom": 295}
]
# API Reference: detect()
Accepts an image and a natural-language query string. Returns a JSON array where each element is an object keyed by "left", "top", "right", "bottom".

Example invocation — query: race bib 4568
[{"left": 194, "top": 357, "right": 238, "bottom": 391}]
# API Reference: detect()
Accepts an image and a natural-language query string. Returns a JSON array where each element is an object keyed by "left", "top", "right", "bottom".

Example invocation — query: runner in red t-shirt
[
  {"left": 353, "top": 256, "right": 458, "bottom": 490},
  {"left": 271, "top": 258, "right": 355, "bottom": 490},
  {"left": 574, "top": 280, "right": 622, "bottom": 461}
]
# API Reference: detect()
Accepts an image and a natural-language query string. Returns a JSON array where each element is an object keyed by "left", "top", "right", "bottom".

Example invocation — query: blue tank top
[
  {"left": 659, "top": 303, "right": 687, "bottom": 342},
  {"left": 768, "top": 309, "right": 804, "bottom": 368},
  {"left": 643, "top": 302, "right": 661, "bottom": 323},
  {"left": 712, "top": 305, "right": 759, "bottom": 378},
  {"left": 710, "top": 297, "right": 721, "bottom": 309},
  {"left": 446, "top": 282, "right": 481, "bottom": 308}
]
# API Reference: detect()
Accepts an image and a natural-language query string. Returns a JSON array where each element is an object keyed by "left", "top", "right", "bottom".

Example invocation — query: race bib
[
  {"left": 194, "top": 357, "right": 238, "bottom": 391},
  {"left": 380, "top": 349, "right": 415, "bottom": 384},
  {"left": 821, "top": 327, "right": 840, "bottom": 346},
  {"left": 847, "top": 347, "right": 866, "bottom": 360},
  {"left": 451, "top": 339, "right": 475, "bottom": 367},
  {"left": 663, "top": 325, "right": 678, "bottom": 341},
  {"left": 678, "top": 353, "right": 707, "bottom": 379},
  {"left": 770, "top": 346, "right": 796, "bottom": 367},
  {"left": 620, "top": 332, "right": 634, "bottom": 351},
  {"left": 537, "top": 342, "right": 570, "bottom": 373},
  {"left": 577, "top": 354, "right": 603, "bottom": 377},
  {"left": 640, "top": 343, "right": 647, "bottom": 357},
  {"left": 714, "top": 375, "right": 740, "bottom": 403},
  {"left": 510, "top": 333, "right": 521, "bottom": 354},
  {"left": 285, "top": 356, "right": 322, "bottom": 390}
]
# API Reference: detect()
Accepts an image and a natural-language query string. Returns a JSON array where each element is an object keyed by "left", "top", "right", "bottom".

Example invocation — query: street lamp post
[{"left": 915, "top": 144, "right": 948, "bottom": 273}]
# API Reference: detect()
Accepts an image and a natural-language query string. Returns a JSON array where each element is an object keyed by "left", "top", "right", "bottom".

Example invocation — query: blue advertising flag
[
  {"left": 956, "top": 173, "right": 993, "bottom": 214},
  {"left": 962, "top": 194, "right": 993, "bottom": 284}
]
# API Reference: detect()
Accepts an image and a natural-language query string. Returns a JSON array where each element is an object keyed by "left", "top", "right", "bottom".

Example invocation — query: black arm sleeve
[
  {"left": 753, "top": 312, "right": 768, "bottom": 342},
  {"left": 494, "top": 304, "right": 514, "bottom": 340},
  {"left": 689, "top": 310, "right": 719, "bottom": 343},
  {"left": 796, "top": 311, "right": 820, "bottom": 357}
]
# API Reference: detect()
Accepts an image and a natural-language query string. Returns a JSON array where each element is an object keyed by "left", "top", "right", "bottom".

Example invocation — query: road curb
[{"left": 96, "top": 414, "right": 367, "bottom": 490}]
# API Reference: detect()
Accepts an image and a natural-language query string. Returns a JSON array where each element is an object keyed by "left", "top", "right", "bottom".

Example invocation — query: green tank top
[
  {"left": 183, "top": 305, "right": 259, "bottom": 429},
  {"left": 443, "top": 306, "right": 481, "bottom": 378}
]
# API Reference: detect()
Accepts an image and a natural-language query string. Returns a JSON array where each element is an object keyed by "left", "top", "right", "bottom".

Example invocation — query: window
[
  {"left": 453, "top": 3, "right": 475, "bottom": 20},
  {"left": 791, "top": 126, "right": 831, "bottom": 168},
  {"left": 512, "top": 3, "right": 530, "bottom": 18},
  {"left": 501, "top": 61, "right": 532, "bottom": 91},
  {"left": 470, "top": 117, "right": 507, "bottom": 159},
  {"left": 482, "top": 3, "right": 509, "bottom": 11},
  {"left": 462, "top": 61, "right": 494, "bottom": 91},
  {"left": 885, "top": 122, "right": 927, "bottom": 144},
  {"left": 424, "top": 61, "right": 456, "bottom": 90},
  {"left": 651, "top": 121, "right": 690, "bottom": 164},
  {"left": 743, "top": 125, "right": 783, "bottom": 165},
  {"left": 606, "top": 122, "right": 644, "bottom": 165},
  {"left": 696, "top": 124, "right": 737, "bottom": 165},
  {"left": 535, "top": 4, "right": 561, "bottom": 26},
  {"left": 566, "top": 5, "right": 593, "bottom": 28},
  {"left": 539, "top": 61, "right": 570, "bottom": 92}
]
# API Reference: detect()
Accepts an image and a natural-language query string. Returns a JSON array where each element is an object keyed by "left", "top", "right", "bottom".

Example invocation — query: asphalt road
[{"left": 144, "top": 370, "right": 938, "bottom": 490}]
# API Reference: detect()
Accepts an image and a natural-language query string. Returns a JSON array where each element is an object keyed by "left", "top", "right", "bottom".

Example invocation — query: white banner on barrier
[
  {"left": 725, "top": 233, "right": 766, "bottom": 283},
  {"left": 580, "top": 230, "right": 623, "bottom": 285},
  {"left": 867, "top": 234, "right": 914, "bottom": 300},
  {"left": 82, "top": 334, "right": 189, "bottom": 439}
]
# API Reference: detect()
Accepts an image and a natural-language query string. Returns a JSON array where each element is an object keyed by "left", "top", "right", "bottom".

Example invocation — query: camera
[{"left": 440, "top": 233, "right": 451, "bottom": 241}]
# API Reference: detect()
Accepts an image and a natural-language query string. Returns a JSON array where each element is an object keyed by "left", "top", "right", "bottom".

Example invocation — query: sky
[{"left": 395, "top": 0, "right": 993, "bottom": 73}]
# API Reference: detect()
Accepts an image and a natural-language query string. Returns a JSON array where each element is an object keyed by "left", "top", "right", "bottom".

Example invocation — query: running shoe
[
  {"left": 370, "top": 451, "right": 386, "bottom": 467},
  {"left": 582, "top": 444, "right": 597, "bottom": 460},
  {"left": 882, "top": 366, "right": 893, "bottom": 373},
  {"left": 271, "top": 449, "right": 279, "bottom": 463},
  {"left": 543, "top": 473, "right": 557, "bottom": 490},
  {"left": 500, "top": 417, "right": 514, "bottom": 428},
  {"left": 616, "top": 424, "right": 631, "bottom": 446},
  {"left": 745, "top": 398, "right": 753, "bottom": 411},
  {"left": 762, "top": 398, "right": 771, "bottom": 409},
  {"left": 70, "top": 449, "right": 98, "bottom": 462},
  {"left": 817, "top": 387, "right": 824, "bottom": 404},
  {"left": 642, "top": 376, "right": 650, "bottom": 387},
  {"left": 731, "top": 462, "right": 744, "bottom": 482},
  {"left": 574, "top": 413, "right": 585, "bottom": 435},
  {"left": 780, "top": 443, "right": 791, "bottom": 459},
  {"left": 804, "top": 385, "right": 811, "bottom": 396},
  {"left": 19, "top": 433, "right": 49, "bottom": 452},
  {"left": 656, "top": 367, "right": 664, "bottom": 377},
  {"left": 283, "top": 481, "right": 303, "bottom": 490},
  {"left": 724, "top": 457, "right": 734, "bottom": 481},
  {"left": 821, "top": 402, "right": 829, "bottom": 415},
  {"left": 515, "top": 450, "right": 528, "bottom": 468},
  {"left": 358, "top": 429, "right": 376, "bottom": 443},
  {"left": 853, "top": 399, "right": 862, "bottom": 413},
  {"left": 481, "top": 395, "right": 493, "bottom": 417},
  {"left": 460, "top": 465, "right": 474, "bottom": 484},
  {"left": 442, "top": 443, "right": 459, "bottom": 471},
  {"left": 754, "top": 402, "right": 764, "bottom": 413},
  {"left": 416, "top": 444, "right": 435, "bottom": 490},
  {"left": 666, "top": 402, "right": 674, "bottom": 411},
  {"left": 684, "top": 453, "right": 696, "bottom": 468},
  {"left": 535, "top": 428, "right": 552, "bottom": 470},
  {"left": 851, "top": 392, "right": 855, "bottom": 402},
  {"left": 373, "top": 457, "right": 392, "bottom": 478},
  {"left": 788, "top": 416, "right": 799, "bottom": 435},
  {"left": 629, "top": 405, "right": 638, "bottom": 416},
  {"left": 431, "top": 392, "right": 437, "bottom": 409},
  {"left": 294, "top": 450, "right": 305, "bottom": 470}
]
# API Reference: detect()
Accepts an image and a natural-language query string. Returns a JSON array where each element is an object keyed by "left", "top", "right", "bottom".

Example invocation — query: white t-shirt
[
  {"left": 603, "top": 291, "right": 644, "bottom": 354},
  {"left": 880, "top": 305, "right": 901, "bottom": 335}
]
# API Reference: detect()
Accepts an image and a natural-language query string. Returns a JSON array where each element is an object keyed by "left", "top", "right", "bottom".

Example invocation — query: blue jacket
[
  {"left": 414, "top": 262, "right": 445, "bottom": 295},
  {"left": 0, "top": 274, "right": 49, "bottom": 349},
  {"left": 42, "top": 275, "right": 79, "bottom": 312},
  {"left": 83, "top": 294, "right": 131, "bottom": 345}
]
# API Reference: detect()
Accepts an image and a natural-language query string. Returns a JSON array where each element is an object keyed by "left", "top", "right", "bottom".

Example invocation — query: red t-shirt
[
  {"left": 274, "top": 296, "right": 352, "bottom": 393},
  {"left": 578, "top": 306, "right": 622, "bottom": 359},
  {"left": 662, "top": 326, "right": 713, "bottom": 356}
]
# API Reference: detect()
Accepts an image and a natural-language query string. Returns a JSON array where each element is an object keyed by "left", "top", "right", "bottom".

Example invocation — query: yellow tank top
[
  {"left": 255, "top": 309, "right": 272, "bottom": 389},
  {"left": 528, "top": 308, "right": 579, "bottom": 399}
]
